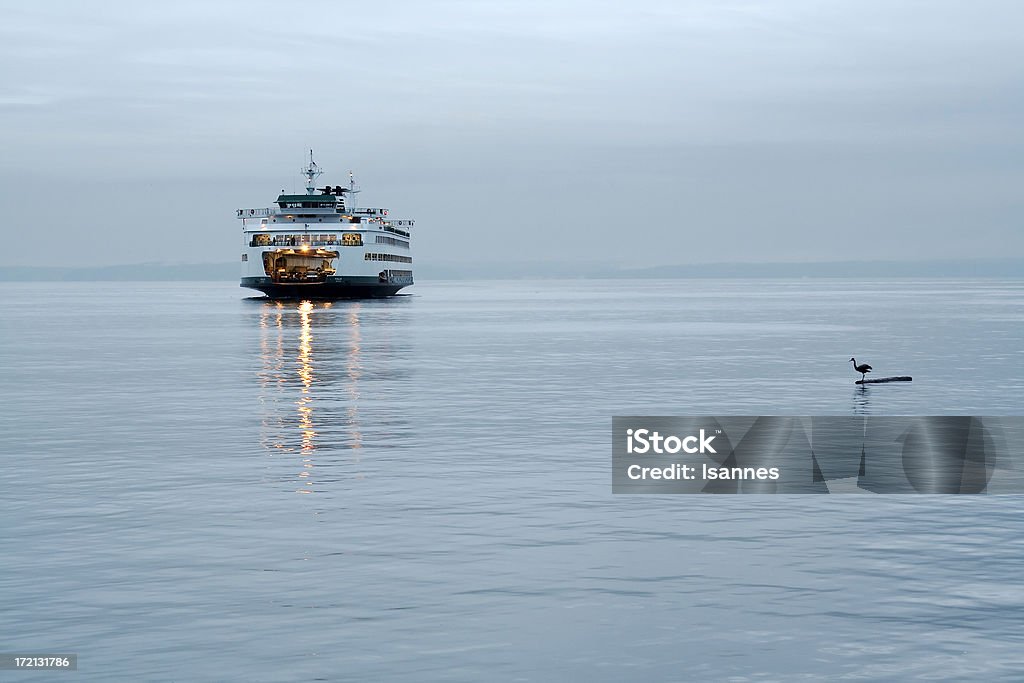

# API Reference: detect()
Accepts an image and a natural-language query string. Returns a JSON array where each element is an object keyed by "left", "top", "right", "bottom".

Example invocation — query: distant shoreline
[{"left": 0, "top": 258, "right": 1021, "bottom": 282}]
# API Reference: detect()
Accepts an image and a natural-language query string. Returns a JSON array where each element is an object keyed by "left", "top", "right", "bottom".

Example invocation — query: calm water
[{"left": 1, "top": 279, "right": 1023, "bottom": 681}]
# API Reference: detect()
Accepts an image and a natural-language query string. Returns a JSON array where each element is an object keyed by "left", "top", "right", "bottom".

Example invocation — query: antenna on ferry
[
  {"left": 348, "top": 169, "right": 360, "bottom": 210},
  {"left": 303, "top": 149, "right": 323, "bottom": 195}
]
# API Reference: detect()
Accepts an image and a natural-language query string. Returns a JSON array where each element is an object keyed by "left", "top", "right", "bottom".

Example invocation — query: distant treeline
[
  {"left": 611, "top": 258, "right": 1024, "bottom": 279},
  {"left": 0, "top": 259, "right": 1021, "bottom": 281},
  {"left": 421, "top": 258, "right": 1024, "bottom": 279},
  {"left": 0, "top": 263, "right": 238, "bottom": 282}
]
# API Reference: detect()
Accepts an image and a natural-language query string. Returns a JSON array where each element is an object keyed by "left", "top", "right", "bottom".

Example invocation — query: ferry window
[
  {"left": 342, "top": 233, "right": 363, "bottom": 246},
  {"left": 364, "top": 252, "right": 413, "bottom": 264}
]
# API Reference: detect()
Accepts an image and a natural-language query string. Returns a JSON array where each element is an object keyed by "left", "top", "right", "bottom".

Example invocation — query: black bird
[{"left": 850, "top": 357, "right": 872, "bottom": 382}]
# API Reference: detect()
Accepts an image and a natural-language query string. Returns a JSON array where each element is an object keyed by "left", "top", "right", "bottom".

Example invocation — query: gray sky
[{"left": 2, "top": 0, "right": 1022, "bottom": 268}]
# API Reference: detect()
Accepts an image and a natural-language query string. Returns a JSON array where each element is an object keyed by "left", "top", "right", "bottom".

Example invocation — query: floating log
[{"left": 856, "top": 376, "right": 912, "bottom": 384}]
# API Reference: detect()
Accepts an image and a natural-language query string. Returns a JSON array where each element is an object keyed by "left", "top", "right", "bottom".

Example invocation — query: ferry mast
[{"left": 303, "top": 149, "right": 322, "bottom": 195}]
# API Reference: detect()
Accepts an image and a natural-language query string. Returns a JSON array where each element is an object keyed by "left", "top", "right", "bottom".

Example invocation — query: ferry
[{"left": 238, "top": 152, "right": 414, "bottom": 298}]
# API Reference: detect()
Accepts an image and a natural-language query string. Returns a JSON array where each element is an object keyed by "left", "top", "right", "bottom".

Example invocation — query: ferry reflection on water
[{"left": 256, "top": 299, "right": 411, "bottom": 493}]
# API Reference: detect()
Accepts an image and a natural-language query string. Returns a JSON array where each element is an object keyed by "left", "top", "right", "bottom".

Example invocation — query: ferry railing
[{"left": 249, "top": 239, "right": 352, "bottom": 248}]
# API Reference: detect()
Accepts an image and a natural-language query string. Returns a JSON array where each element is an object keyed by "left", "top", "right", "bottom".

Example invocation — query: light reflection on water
[
  {"left": 258, "top": 300, "right": 370, "bottom": 493},
  {"left": 346, "top": 303, "right": 363, "bottom": 459}
]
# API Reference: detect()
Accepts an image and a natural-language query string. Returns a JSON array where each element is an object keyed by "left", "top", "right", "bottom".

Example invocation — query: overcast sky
[{"left": 2, "top": 0, "right": 1022, "bottom": 268}]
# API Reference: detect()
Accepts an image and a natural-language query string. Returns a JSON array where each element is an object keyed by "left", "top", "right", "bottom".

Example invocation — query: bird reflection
[
  {"left": 852, "top": 384, "right": 871, "bottom": 415},
  {"left": 257, "top": 299, "right": 364, "bottom": 493}
]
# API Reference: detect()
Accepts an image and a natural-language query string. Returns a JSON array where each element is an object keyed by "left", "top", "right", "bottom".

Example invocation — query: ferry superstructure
[{"left": 239, "top": 153, "right": 414, "bottom": 298}]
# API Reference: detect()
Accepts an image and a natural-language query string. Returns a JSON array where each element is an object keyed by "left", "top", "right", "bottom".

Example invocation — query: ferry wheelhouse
[{"left": 239, "top": 153, "right": 414, "bottom": 298}]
